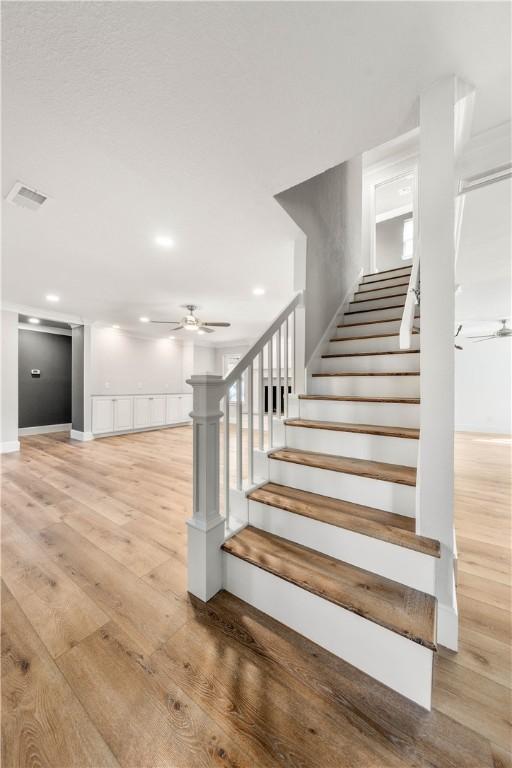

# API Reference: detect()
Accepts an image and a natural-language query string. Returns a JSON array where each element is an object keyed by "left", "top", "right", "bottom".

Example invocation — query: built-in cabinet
[{"left": 91, "top": 393, "right": 192, "bottom": 437}]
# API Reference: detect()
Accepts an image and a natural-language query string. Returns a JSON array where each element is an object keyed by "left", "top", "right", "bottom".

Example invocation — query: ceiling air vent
[{"left": 6, "top": 181, "right": 48, "bottom": 211}]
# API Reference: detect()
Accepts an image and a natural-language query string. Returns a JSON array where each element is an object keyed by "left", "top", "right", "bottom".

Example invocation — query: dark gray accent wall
[
  {"left": 275, "top": 156, "right": 362, "bottom": 361},
  {"left": 71, "top": 325, "right": 84, "bottom": 432},
  {"left": 18, "top": 330, "right": 72, "bottom": 428}
]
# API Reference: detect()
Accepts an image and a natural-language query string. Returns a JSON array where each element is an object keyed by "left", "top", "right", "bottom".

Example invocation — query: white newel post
[
  {"left": 417, "top": 76, "right": 460, "bottom": 650},
  {"left": 186, "top": 374, "right": 225, "bottom": 602}
]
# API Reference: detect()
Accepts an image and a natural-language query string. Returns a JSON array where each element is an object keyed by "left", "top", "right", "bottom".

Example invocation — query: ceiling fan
[
  {"left": 150, "top": 305, "right": 230, "bottom": 334},
  {"left": 468, "top": 319, "right": 512, "bottom": 343}
]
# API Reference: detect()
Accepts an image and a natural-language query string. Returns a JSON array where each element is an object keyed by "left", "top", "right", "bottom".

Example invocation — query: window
[
  {"left": 223, "top": 353, "right": 244, "bottom": 403},
  {"left": 402, "top": 218, "right": 414, "bottom": 260}
]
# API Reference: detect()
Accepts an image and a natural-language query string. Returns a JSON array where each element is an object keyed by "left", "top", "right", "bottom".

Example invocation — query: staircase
[{"left": 217, "top": 264, "right": 440, "bottom": 709}]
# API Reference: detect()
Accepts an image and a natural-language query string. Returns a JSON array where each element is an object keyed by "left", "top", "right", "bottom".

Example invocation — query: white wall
[
  {"left": 0, "top": 310, "right": 20, "bottom": 452},
  {"left": 275, "top": 155, "right": 363, "bottom": 363},
  {"left": 193, "top": 345, "right": 218, "bottom": 375},
  {"left": 90, "top": 327, "right": 184, "bottom": 395},
  {"left": 376, "top": 213, "right": 412, "bottom": 271},
  {"left": 455, "top": 335, "right": 511, "bottom": 434}
]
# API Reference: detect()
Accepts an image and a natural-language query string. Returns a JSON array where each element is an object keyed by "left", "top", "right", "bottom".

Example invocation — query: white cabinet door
[
  {"left": 113, "top": 397, "right": 133, "bottom": 432},
  {"left": 180, "top": 394, "right": 193, "bottom": 422},
  {"left": 150, "top": 396, "right": 166, "bottom": 426},
  {"left": 92, "top": 398, "right": 114, "bottom": 434},
  {"left": 166, "top": 395, "right": 181, "bottom": 424},
  {"left": 133, "top": 397, "right": 151, "bottom": 428}
]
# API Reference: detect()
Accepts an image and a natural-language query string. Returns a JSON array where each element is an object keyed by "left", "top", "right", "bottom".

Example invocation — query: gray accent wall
[
  {"left": 275, "top": 156, "right": 363, "bottom": 362},
  {"left": 18, "top": 330, "right": 72, "bottom": 428},
  {"left": 72, "top": 325, "right": 85, "bottom": 432}
]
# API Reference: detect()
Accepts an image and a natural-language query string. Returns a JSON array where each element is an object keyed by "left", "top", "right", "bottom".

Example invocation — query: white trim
[
  {"left": 375, "top": 204, "right": 413, "bottom": 224},
  {"left": 92, "top": 422, "right": 191, "bottom": 439},
  {"left": 18, "top": 323, "right": 72, "bottom": 337},
  {"left": 19, "top": 423, "right": 71, "bottom": 436},
  {"left": 437, "top": 598, "right": 459, "bottom": 652},
  {"left": 1, "top": 302, "right": 85, "bottom": 325},
  {"left": 0, "top": 440, "right": 20, "bottom": 454},
  {"left": 70, "top": 429, "right": 94, "bottom": 441}
]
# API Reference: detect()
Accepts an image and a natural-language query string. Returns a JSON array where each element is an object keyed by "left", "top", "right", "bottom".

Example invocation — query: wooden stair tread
[
  {"left": 331, "top": 331, "right": 419, "bottom": 341},
  {"left": 284, "top": 418, "right": 419, "bottom": 439},
  {"left": 312, "top": 371, "right": 420, "bottom": 377},
  {"left": 322, "top": 350, "right": 419, "bottom": 358},
  {"left": 222, "top": 526, "right": 437, "bottom": 649},
  {"left": 337, "top": 317, "right": 419, "bottom": 329},
  {"left": 269, "top": 448, "right": 417, "bottom": 486},
  {"left": 248, "top": 482, "right": 440, "bottom": 557},
  {"left": 299, "top": 394, "right": 420, "bottom": 404},
  {"left": 355, "top": 282, "right": 410, "bottom": 295},
  {"left": 352, "top": 292, "right": 408, "bottom": 304},
  {"left": 363, "top": 266, "right": 412, "bottom": 278},
  {"left": 359, "top": 273, "right": 413, "bottom": 286},
  {"left": 345, "top": 304, "right": 408, "bottom": 316}
]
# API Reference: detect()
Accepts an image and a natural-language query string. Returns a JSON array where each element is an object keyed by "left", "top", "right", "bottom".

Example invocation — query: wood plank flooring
[{"left": 1, "top": 428, "right": 510, "bottom": 767}]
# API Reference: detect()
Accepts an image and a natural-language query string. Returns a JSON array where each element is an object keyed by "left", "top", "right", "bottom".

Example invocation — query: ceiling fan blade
[
  {"left": 201, "top": 326, "right": 215, "bottom": 333},
  {"left": 467, "top": 334, "right": 494, "bottom": 339},
  {"left": 203, "top": 322, "right": 230, "bottom": 327},
  {"left": 150, "top": 320, "right": 181, "bottom": 325},
  {"left": 472, "top": 336, "right": 498, "bottom": 342}
]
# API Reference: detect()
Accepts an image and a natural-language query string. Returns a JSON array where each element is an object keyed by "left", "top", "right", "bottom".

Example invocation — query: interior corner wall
[
  {"left": 72, "top": 326, "right": 85, "bottom": 432},
  {"left": 275, "top": 155, "right": 363, "bottom": 362},
  {"left": 1, "top": 310, "right": 19, "bottom": 450}
]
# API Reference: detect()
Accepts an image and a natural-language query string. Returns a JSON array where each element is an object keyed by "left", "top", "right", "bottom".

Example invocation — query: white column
[
  {"left": 417, "top": 76, "right": 457, "bottom": 649},
  {"left": 0, "top": 310, "right": 20, "bottom": 453},
  {"left": 186, "top": 374, "right": 225, "bottom": 602}
]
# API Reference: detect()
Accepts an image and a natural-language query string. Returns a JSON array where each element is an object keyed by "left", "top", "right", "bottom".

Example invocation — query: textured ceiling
[{"left": 2, "top": 1, "right": 510, "bottom": 342}]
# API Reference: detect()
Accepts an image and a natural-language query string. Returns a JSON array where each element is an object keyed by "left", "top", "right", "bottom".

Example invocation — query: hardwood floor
[{"left": 1, "top": 428, "right": 510, "bottom": 767}]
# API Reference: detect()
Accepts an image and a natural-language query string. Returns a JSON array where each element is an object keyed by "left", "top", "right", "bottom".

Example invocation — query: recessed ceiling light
[
  {"left": 139, "top": 316, "right": 150, "bottom": 323},
  {"left": 112, "top": 324, "right": 120, "bottom": 329},
  {"left": 398, "top": 187, "right": 411, "bottom": 196},
  {"left": 168, "top": 335, "right": 175, "bottom": 340},
  {"left": 253, "top": 287, "right": 265, "bottom": 296},
  {"left": 154, "top": 235, "right": 174, "bottom": 249},
  {"left": 45, "top": 294, "right": 59, "bottom": 302},
  {"left": 197, "top": 329, "right": 205, "bottom": 335},
  {"left": 28, "top": 317, "right": 40, "bottom": 324}
]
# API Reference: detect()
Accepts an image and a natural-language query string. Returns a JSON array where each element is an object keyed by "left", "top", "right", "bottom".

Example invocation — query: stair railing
[
  {"left": 186, "top": 291, "right": 305, "bottom": 601},
  {"left": 399, "top": 240, "right": 420, "bottom": 349}
]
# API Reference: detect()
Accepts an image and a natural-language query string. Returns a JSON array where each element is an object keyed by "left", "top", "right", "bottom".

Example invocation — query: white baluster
[
  {"left": 224, "top": 394, "right": 230, "bottom": 528},
  {"left": 267, "top": 337, "right": 273, "bottom": 448},
  {"left": 258, "top": 350, "right": 264, "bottom": 450},
  {"left": 276, "top": 325, "right": 282, "bottom": 419},
  {"left": 284, "top": 316, "right": 289, "bottom": 416},
  {"left": 247, "top": 361, "right": 254, "bottom": 485},
  {"left": 236, "top": 377, "right": 243, "bottom": 490},
  {"left": 186, "top": 374, "right": 225, "bottom": 602}
]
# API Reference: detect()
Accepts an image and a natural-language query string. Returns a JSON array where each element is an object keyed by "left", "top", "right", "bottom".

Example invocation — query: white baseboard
[
  {"left": 0, "top": 440, "right": 20, "bottom": 454},
  {"left": 437, "top": 598, "right": 459, "bottom": 651},
  {"left": 70, "top": 430, "right": 94, "bottom": 442},
  {"left": 19, "top": 423, "right": 71, "bottom": 436}
]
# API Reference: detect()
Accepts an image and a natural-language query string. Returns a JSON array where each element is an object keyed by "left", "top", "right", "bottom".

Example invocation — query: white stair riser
[
  {"left": 327, "top": 335, "right": 420, "bottom": 354},
  {"left": 344, "top": 307, "right": 419, "bottom": 324},
  {"left": 349, "top": 295, "right": 407, "bottom": 312},
  {"left": 357, "top": 277, "right": 411, "bottom": 294},
  {"left": 285, "top": 425, "right": 418, "bottom": 467},
  {"left": 249, "top": 500, "right": 435, "bottom": 594},
  {"left": 362, "top": 267, "right": 412, "bottom": 285},
  {"left": 269, "top": 459, "right": 416, "bottom": 515},
  {"left": 354, "top": 284, "right": 410, "bottom": 301},
  {"left": 319, "top": 353, "right": 420, "bottom": 373},
  {"left": 223, "top": 553, "right": 433, "bottom": 709},
  {"left": 310, "top": 375, "right": 420, "bottom": 398},
  {"left": 334, "top": 318, "right": 421, "bottom": 338},
  {"left": 299, "top": 399, "right": 420, "bottom": 428}
]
